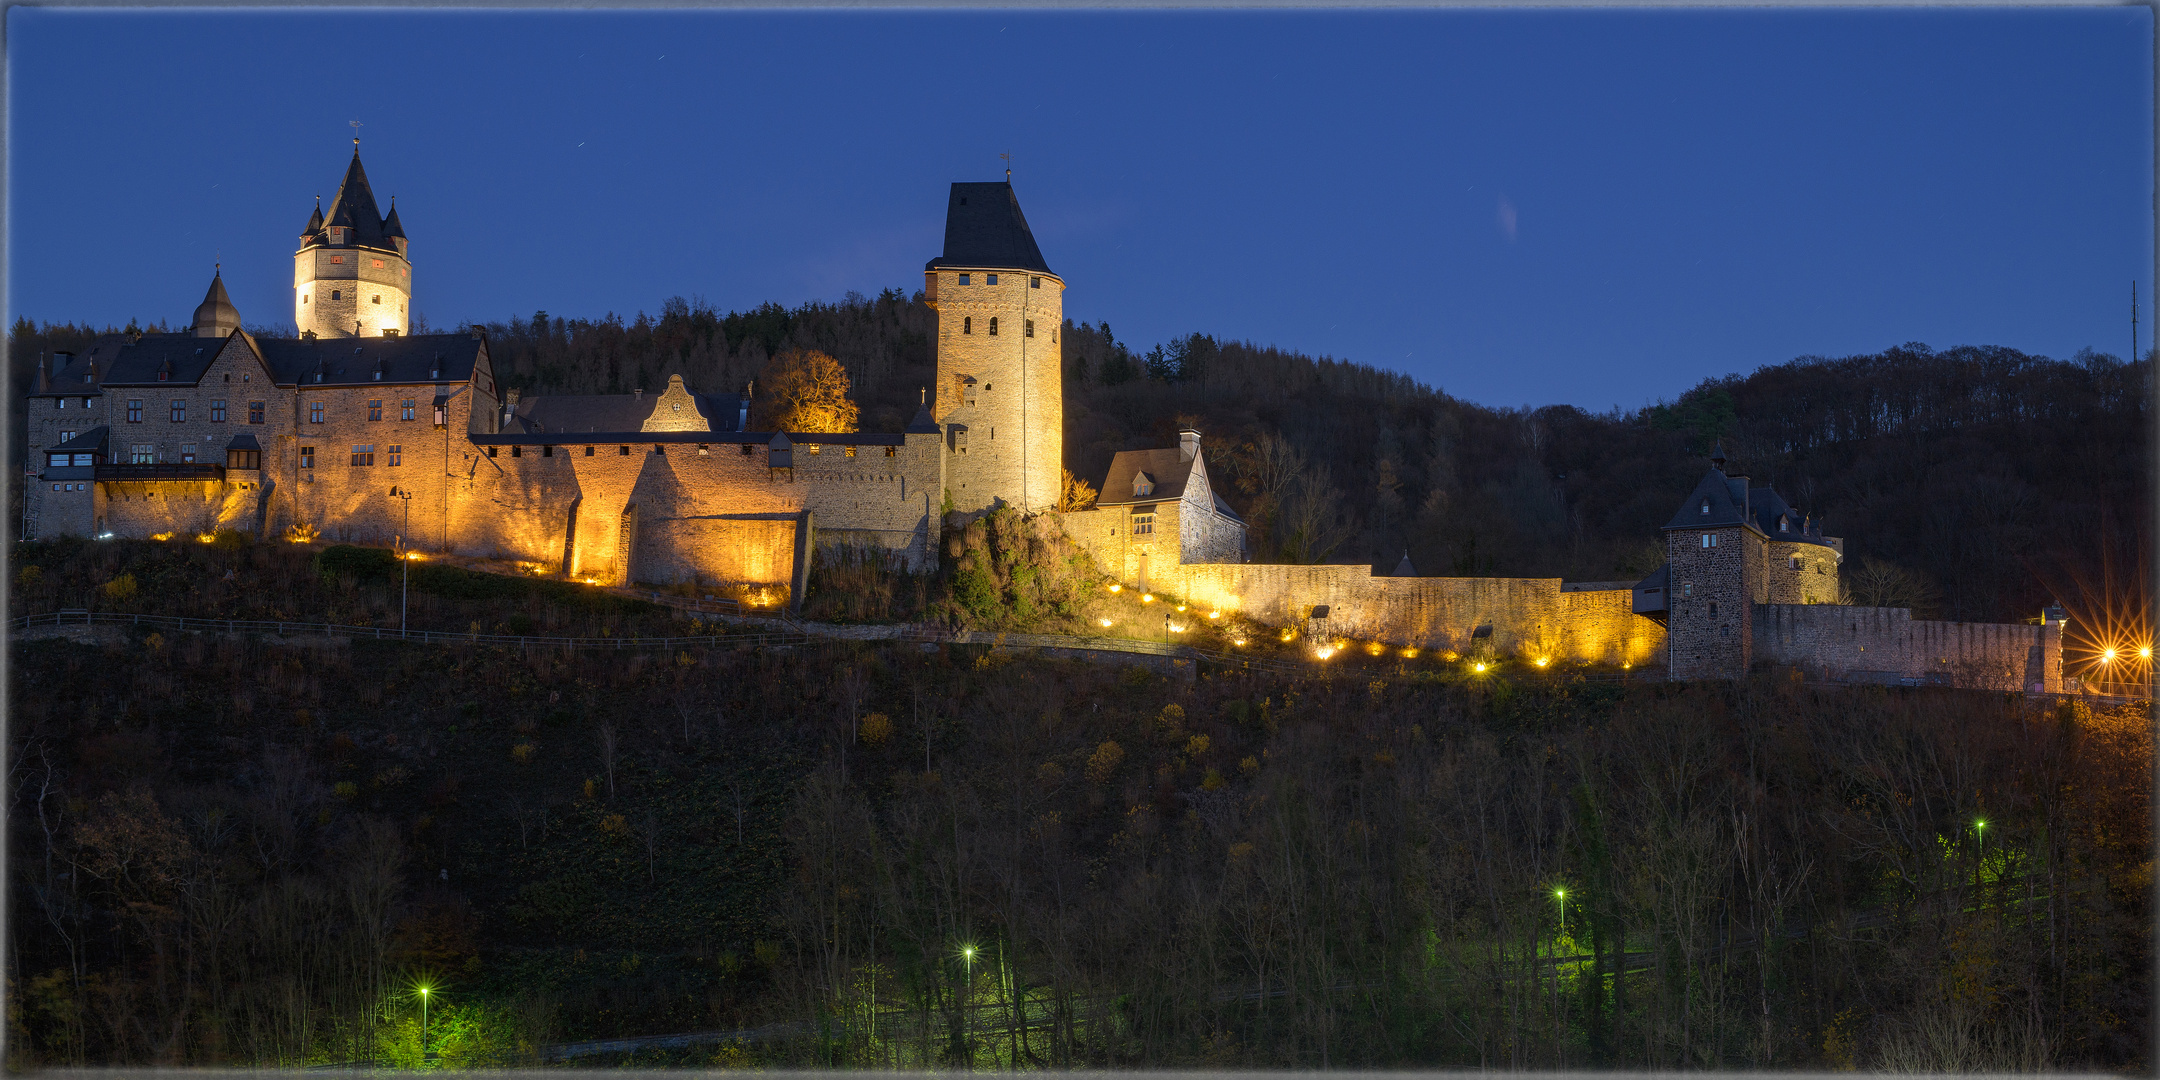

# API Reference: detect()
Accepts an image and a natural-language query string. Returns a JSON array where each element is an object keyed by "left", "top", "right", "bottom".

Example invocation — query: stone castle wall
[
  {"left": 1767, "top": 539, "right": 1841, "bottom": 604},
  {"left": 1755, "top": 604, "right": 2063, "bottom": 691},
  {"left": 1665, "top": 525, "right": 1759, "bottom": 679},
  {"left": 295, "top": 245, "right": 410, "bottom": 338},
  {"left": 1072, "top": 539, "right": 1665, "bottom": 666},
  {"left": 927, "top": 269, "right": 1063, "bottom": 515}
]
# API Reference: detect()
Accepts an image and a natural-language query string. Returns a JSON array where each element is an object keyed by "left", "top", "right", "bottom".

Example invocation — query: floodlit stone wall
[
  {"left": 927, "top": 269, "right": 1063, "bottom": 515},
  {"left": 1755, "top": 604, "right": 2062, "bottom": 691},
  {"left": 1766, "top": 539, "right": 1841, "bottom": 604},
  {"left": 295, "top": 244, "right": 411, "bottom": 338}
]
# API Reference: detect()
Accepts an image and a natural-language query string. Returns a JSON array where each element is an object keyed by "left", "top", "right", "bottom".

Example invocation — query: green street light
[
  {"left": 415, "top": 983, "right": 436, "bottom": 1064},
  {"left": 1554, "top": 888, "right": 1567, "bottom": 943}
]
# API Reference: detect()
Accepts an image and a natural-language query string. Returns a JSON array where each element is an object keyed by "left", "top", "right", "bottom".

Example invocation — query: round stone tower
[
  {"left": 294, "top": 140, "right": 411, "bottom": 338},
  {"left": 924, "top": 180, "right": 1063, "bottom": 515}
]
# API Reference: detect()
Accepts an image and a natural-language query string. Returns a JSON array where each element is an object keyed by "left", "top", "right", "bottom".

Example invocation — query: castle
[{"left": 21, "top": 143, "right": 2067, "bottom": 690}]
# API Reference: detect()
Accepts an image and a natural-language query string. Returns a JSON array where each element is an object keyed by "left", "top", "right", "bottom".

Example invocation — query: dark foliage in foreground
[{"left": 9, "top": 558, "right": 2148, "bottom": 1067}]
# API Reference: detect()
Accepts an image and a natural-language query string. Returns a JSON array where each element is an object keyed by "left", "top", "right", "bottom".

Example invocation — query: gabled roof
[
  {"left": 1662, "top": 466, "right": 1755, "bottom": 533},
  {"left": 50, "top": 426, "right": 109, "bottom": 453},
  {"left": 322, "top": 149, "right": 388, "bottom": 248},
  {"left": 256, "top": 332, "right": 483, "bottom": 387},
  {"left": 1097, "top": 447, "right": 1196, "bottom": 508},
  {"left": 1211, "top": 490, "right": 1244, "bottom": 525},
  {"left": 95, "top": 333, "right": 231, "bottom": 386},
  {"left": 509, "top": 394, "right": 662, "bottom": 436},
  {"left": 925, "top": 182, "right": 1053, "bottom": 275}
]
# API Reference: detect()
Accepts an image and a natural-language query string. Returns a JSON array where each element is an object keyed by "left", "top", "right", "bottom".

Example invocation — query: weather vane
[
  {"left": 350, "top": 119, "right": 363, "bottom": 147},
  {"left": 1000, "top": 151, "right": 1011, "bottom": 182}
]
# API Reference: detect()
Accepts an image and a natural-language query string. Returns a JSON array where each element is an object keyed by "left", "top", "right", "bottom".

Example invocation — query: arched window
[
  {"left": 988, "top": 317, "right": 999, "bottom": 336},
  {"left": 962, "top": 316, "right": 971, "bottom": 334}
]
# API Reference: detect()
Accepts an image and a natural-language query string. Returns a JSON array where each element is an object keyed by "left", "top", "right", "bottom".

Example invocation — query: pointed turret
[
  {"left": 303, "top": 196, "right": 323, "bottom": 237},
  {"left": 1392, "top": 551, "right": 1417, "bottom": 577},
  {"left": 324, "top": 146, "right": 386, "bottom": 247},
  {"left": 192, "top": 268, "right": 242, "bottom": 339},
  {"left": 382, "top": 196, "right": 405, "bottom": 240}
]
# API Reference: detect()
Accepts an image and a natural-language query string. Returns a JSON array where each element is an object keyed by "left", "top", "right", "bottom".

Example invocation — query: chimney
[
  {"left": 504, "top": 388, "right": 521, "bottom": 427},
  {"left": 1178, "top": 427, "right": 1201, "bottom": 462},
  {"left": 53, "top": 352, "right": 76, "bottom": 387},
  {"left": 34, "top": 354, "right": 50, "bottom": 394}
]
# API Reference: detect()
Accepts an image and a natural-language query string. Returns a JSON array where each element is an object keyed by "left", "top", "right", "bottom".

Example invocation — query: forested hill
[{"left": 10, "top": 297, "right": 2148, "bottom": 625}]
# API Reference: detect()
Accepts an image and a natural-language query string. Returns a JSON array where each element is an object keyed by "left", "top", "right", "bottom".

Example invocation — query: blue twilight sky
[{"left": 6, "top": 7, "right": 2153, "bottom": 411}]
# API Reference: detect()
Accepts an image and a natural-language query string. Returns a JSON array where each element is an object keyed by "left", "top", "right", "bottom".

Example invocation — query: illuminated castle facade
[{"left": 19, "top": 143, "right": 2066, "bottom": 691}]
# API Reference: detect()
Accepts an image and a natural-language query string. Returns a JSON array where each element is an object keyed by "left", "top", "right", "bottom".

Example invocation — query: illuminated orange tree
[{"left": 755, "top": 349, "right": 860, "bottom": 433}]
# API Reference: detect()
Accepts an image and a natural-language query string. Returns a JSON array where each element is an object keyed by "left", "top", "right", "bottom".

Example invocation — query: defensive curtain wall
[{"left": 1755, "top": 603, "right": 2065, "bottom": 691}]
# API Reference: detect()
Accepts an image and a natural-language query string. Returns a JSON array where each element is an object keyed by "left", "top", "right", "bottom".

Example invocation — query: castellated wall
[
  {"left": 1755, "top": 604, "right": 2063, "bottom": 692},
  {"left": 1060, "top": 514, "right": 1665, "bottom": 665},
  {"left": 927, "top": 269, "right": 1063, "bottom": 515},
  {"left": 458, "top": 429, "right": 946, "bottom": 588}
]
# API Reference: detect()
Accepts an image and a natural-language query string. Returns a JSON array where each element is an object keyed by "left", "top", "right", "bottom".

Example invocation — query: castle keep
[{"left": 22, "top": 144, "right": 2064, "bottom": 690}]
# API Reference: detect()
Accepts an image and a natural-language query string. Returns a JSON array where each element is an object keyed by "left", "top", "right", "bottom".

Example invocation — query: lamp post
[
  {"left": 1555, "top": 887, "right": 1566, "bottom": 945},
  {"left": 418, "top": 984, "right": 433, "bottom": 1064},
  {"left": 390, "top": 486, "right": 413, "bottom": 633},
  {"left": 1164, "top": 612, "right": 1171, "bottom": 648}
]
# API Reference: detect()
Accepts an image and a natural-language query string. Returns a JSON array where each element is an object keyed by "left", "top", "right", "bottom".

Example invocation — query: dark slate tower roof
[
  {"left": 324, "top": 147, "right": 387, "bottom": 247},
  {"left": 303, "top": 197, "right": 323, "bottom": 235},
  {"left": 1664, "top": 465, "right": 1754, "bottom": 532},
  {"left": 382, "top": 196, "right": 406, "bottom": 240},
  {"left": 925, "top": 182, "right": 1053, "bottom": 275},
  {"left": 192, "top": 269, "right": 242, "bottom": 338}
]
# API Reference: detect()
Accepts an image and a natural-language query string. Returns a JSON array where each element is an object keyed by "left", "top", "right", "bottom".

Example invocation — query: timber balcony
[{"left": 94, "top": 463, "right": 227, "bottom": 482}]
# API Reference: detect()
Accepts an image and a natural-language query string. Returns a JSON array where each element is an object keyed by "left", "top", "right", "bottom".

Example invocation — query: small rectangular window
[
  {"left": 72, "top": 454, "right": 92, "bottom": 467},
  {"left": 542, "top": 444, "right": 554, "bottom": 457},
  {"left": 986, "top": 273, "right": 998, "bottom": 285},
  {"left": 227, "top": 449, "right": 259, "bottom": 469},
  {"left": 127, "top": 400, "right": 142, "bottom": 423},
  {"left": 350, "top": 444, "right": 375, "bottom": 466},
  {"left": 957, "top": 273, "right": 971, "bottom": 286},
  {"left": 210, "top": 400, "right": 226, "bottom": 423},
  {"left": 1030, "top": 276, "right": 1040, "bottom": 288},
  {"left": 845, "top": 445, "right": 857, "bottom": 457},
  {"left": 179, "top": 444, "right": 196, "bottom": 463},
  {"left": 434, "top": 404, "right": 447, "bottom": 427},
  {"left": 1024, "top": 319, "right": 1034, "bottom": 338},
  {"left": 884, "top": 446, "right": 897, "bottom": 457},
  {"left": 740, "top": 444, "right": 753, "bottom": 456},
  {"left": 808, "top": 445, "right": 822, "bottom": 455},
  {"left": 486, "top": 446, "right": 498, "bottom": 458},
  {"left": 300, "top": 446, "right": 315, "bottom": 469},
  {"left": 402, "top": 399, "right": 416, "bottom": 421},
  {"left": 310, "top": 403, "right": 325, "bottom": 424},
  {"left": 249, "top": 401, "right": 265, "bottom": 424},
  {"left": 511, "top": 445, "right": 522, "bottom": 457},
  {"left": 1133, "top": 513, "right": 1155, "bottom": 535},
  {"left": 132, "top": 444, "right": 154, "bottom": 464},
  {"left": 1702, "top": 533, "right": 1716, "bottom": 548},
  {"left": 586, "top": 446, "right": 596, "bottom": 457},
  {"left": 619, "top": 446, "right": 629, "bottom": 456},
  {"left": 387, "top": 445, "right": 403, "bottom": 467},
  {"left": 56, "top": 398, "right": 66, "bottom": 410},
  {"left": 368, "top": 400, "right": 383, "bottom": 421},
  {"left": 48, "top": 453, "right": 67, "bottom": 468}
]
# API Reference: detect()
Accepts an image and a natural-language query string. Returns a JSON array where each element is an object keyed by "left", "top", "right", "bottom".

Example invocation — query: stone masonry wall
[
  {"left": 1755, "top": 604, "right": 2062, "bottom": 691},
  {"left": 1666, "top": 525, "right": 1756, "bottom": 679},
  {"left": 1059, "top": 525, "right": 1665, "bottom": 664},
  {"left": 928, "top": 269, "right": 1063, "bottom": 515},
  {"left": 268, "top": 381, "right": 481, "bottom": 549},
  {"left": 1766, "top": 539, "right": 1841, "bottom": 604},
  {"left": 296, "top": 245, "right": 410, "bottom": 338}
]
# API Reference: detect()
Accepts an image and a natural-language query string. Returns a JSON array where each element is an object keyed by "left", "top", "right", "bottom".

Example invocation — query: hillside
[{"left": 7, "top": 538, "right": 2152, "bottom": 1069}]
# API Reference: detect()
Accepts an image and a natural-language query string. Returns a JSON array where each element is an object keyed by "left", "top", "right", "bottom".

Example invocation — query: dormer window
[
  {"left": 1133, "top": 472, "right": 1155, "bottom": 498},
  {"left": 1779, "top": 517, "right": 1789, "bottom": 533},
  {"left": 1700, "top": 499, "right": 1709, "bottom": 514}
]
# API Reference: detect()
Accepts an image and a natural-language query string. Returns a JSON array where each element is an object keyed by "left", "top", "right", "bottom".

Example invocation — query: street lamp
[
  {"left": 1164, "top": 612, "right": 1172, "bottom": 647},
  {"left": 417, "top": 983, "right": 434, "bottom": 1063},
  {"left": 390, "top": 486, "right": 414, "bottom": 634},
  {"left": 1555, "top": 887, "right": 1566, "bottom": 944}
]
